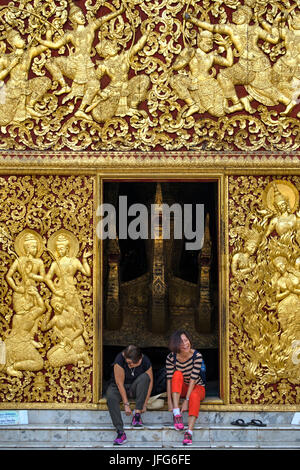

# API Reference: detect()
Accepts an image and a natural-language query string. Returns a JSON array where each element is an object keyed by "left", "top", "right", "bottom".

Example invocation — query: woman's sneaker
[
  {"left": 132, "top": 412, "right": 144, "bottom": 428},
  {"left": 113, "top": 431, "right": 127, "bottom": 445},
  {"left": 182, "top": 431, "right": 193, "bottom": 445},
  {"left": 173, "top": 414, "right": 184, "bottom": 431}
]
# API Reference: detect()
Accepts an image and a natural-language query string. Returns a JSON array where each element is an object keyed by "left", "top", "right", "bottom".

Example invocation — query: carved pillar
[
  {"left": 148, "top": 183, "right": 169, "bottom": 333},
  {"left": 105, "top": 238, "right": 121, "bottom": 330},
  {"left": 195, "top": 213, "right": 213, "bottom": 333}
]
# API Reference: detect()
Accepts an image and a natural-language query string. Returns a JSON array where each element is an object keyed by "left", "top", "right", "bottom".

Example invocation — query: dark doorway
[{"left": 102, "top": 181, "right": 219, "bottom": 398}]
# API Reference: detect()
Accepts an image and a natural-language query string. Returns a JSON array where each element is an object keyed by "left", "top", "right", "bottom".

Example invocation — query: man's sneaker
[
  {"left": 113, "top": 431, "right": 127, "bottom": 445},
  {"left": 132, "top": 412, "right": 144, "bottom": 428},
  {"left": 173, "top": 414, "right": 184, "bottom": 431},
  {"left": 182, "top": 431, "right": 193, "bottom": 445}
]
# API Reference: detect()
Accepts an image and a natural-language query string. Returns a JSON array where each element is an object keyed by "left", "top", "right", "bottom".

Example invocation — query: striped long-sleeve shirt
[{"left": 166, "top": 350, "right": 205, "bottom": 386}]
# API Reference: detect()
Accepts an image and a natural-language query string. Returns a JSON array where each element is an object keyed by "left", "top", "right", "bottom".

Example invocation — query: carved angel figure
[
  {"left": 38, "top": 1, "right": 124, "bottom": 120},
  {"left": 6, "top": 230, "right": 46, "bottom": 311},
  {"left": 4, "top": 286, "right": 45, "bottom": 378},
  {"left": 270, "top": 13, "right": 300, "bottom": 117},
  {"left": 0, "top": 29, "right": 51, "bottom": 125},
  {"left": 41, "top": 297, "right": 90, "bottom": 368},
  {"left": 186, "top": 5, "right": 281, "bottom": 114},
  {"left": 45, "top": 230, "right": 92, "bottom": 342},
  {"left": 263, "top": 184, "right": 299, "bottom": 239},
  {"left": 4, "top": 230, "right": 46, "bottom": 377},
  {"left": 231, "top": 230, "right": 261, "bottom": 277},
  {"left": 87, "top": 27, "right": 151, "bottom": 122},
  {"left": 272, "top": 256, "right": 300, "bottom": 336},
  {"left": 170, "top": 30, "right": 233, "bottom": 118}
]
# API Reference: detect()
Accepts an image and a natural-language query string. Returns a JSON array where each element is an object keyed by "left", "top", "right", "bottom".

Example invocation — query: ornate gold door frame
[{"left": 98, "top": 171, "right": 226, "bottom": 409}]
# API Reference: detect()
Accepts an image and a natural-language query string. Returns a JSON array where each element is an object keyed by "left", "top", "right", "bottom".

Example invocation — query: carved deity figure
[
  {"left": 291, "top": 339, "right": 300, "bottom": 365},
  {"left": 231, "top": 230, "right": 261, "bottom": 277},
  {"left": 0, "top": 29, "right": 51, "bottom": 125},
  {"left": 46, "top": 230, "right": 92, "bottom": 342},
  {"left": 186, "top": 5, "right": 280, "bottom": 113},
  {"left": 5, "top": 286, "right": 45, "bottom": 377},
  {"left": 6, "top": 230, "right": 45, "bottom": 311},
  {"left": 272, "top": 256, "right": 300, "bottom": 336},
  {"left": 38, "top": 1, "right": 124, "bottom": 120},
  {"left": 264, "top": 184, "right": 299, "bottom": 238},
  {"left": 41, "top": 298, "right": 90, "bottom": 368},
  {"left": 87, "top": 28, "right": 151, "bottom": 122},
  {"left": 270, "top": 13, "right": 300, "bottom": 117},
  {"left": 4, "top": 230, "right": 46, "bottom": 377},
  {"left": 170, "top": 30, "right": 233, "bottom": 118},
  {"left": 1, "top": 228, "right": 92, "bottom": 376}
]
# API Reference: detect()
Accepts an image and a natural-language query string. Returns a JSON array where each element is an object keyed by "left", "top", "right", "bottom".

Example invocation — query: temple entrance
[{"left": 102, "top": 181, "right": 220, "bottom": 399}]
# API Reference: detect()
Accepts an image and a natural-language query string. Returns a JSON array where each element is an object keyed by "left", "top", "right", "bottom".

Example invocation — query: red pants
[{"left": 171, "top": 370, "right": 205, "bottom": 417}]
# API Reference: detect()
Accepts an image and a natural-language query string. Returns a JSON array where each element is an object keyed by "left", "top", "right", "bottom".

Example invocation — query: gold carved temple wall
[
  {"left": 0, "top": 0, "right": 299, "bottom": 151},
  {"left": 0, "top": 174, "right": 96, "bottom": 404},
  {"left": 0, "top": 0, "right": 299, "bottom": 409},
  {"left": 229, "top": 175, "right": 300, "bottom": 405}
]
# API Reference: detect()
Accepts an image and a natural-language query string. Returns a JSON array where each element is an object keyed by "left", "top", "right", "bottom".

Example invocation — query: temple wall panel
[
  {"left": 0, "top": 0, "right": 299, "bottom": 409},
  {"left": 0, "top": 161, "right": 298, "bottom": 409},
  {"left": 0, "top": 173, "right": 96, "bottom": 405},
  {"left": 228, "top": 175, "right": 300, "bottom": 405}
]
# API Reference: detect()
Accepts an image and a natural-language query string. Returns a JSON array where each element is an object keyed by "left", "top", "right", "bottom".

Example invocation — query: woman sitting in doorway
[
  {"left": 166, "top": 330, "right": 206, "bottom": 446},
  {"left": 106, "top": 344, "right": 153, "bottom": 445}
]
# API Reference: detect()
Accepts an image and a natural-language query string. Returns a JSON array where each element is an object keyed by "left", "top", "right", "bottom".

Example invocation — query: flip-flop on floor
[
  {"left": 247, "top": 419, "right": 267, "bottom": 427},
  {"left": 230, "top": 419, "right": 249, "bottom": 427}
]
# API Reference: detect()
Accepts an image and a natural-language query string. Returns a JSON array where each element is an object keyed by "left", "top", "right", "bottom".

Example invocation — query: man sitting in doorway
[{"left": 106, "top": 345, "right": 153, "bottom": 445}]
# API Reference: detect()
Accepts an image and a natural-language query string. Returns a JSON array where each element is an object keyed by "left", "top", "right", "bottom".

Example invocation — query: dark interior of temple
[{"left": 102, "top": 181, "right": 220, "bottom": 398}]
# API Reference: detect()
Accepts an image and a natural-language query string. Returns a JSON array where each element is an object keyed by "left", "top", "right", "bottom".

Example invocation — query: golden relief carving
[
  {"left": 0, "top": 0, "right": 299, "bottom": 151},
  {"left": 5, "top": 229, "right": 46, "bottom": 378},
  {"left": 229, "top": 176, "right": 300, "bottom": 404},
  {"left": 0, "top": 176, "right": 94, "bottom": 403}
]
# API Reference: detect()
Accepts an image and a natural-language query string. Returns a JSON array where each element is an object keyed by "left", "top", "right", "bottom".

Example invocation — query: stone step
[
  {"left": 0, "top": 440, "right": 299, "bottom": 450},
  {"left": 0, "top": 411, "right": 298, "bottom": 450},
  {"left": 25, "top": 409, "right": 297, "bottom": 425},
  {"left": 0, "top": 423, "right": 299, "bottom": 449}
]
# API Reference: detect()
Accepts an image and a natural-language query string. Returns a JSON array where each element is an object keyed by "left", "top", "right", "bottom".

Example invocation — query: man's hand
[{"left": 124, "top": 404, "right": 132, "bottom": 416}]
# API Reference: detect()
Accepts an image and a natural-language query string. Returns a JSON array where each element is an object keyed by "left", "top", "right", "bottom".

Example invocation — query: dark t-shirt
[{"left": 111, "top": 352, "right": 152, "bottom": 385}]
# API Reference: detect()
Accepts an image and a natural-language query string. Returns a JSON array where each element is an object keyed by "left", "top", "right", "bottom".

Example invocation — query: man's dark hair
[
  {"left": 168, "top": 330, "right": 193, "bottom": 354},
  {"left": 123, "top": 345, "right": 142, "bottom": 363}
]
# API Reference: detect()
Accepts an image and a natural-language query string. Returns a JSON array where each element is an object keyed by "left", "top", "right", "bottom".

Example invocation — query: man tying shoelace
[{"left": 106, "top": 345, "right": 153, "bottom": 445}]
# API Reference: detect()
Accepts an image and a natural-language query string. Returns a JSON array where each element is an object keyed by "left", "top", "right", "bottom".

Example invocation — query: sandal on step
[
  {"left": 231, "top": 419, "right": 249, "bottom": 427},
  {"left": 248, "top": 419, "right": 266, "bottom": 427}
]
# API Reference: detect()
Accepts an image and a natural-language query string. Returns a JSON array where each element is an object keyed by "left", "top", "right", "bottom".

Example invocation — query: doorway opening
[{"left": 102, "top": 181, "right": 220, "bottom": 399}]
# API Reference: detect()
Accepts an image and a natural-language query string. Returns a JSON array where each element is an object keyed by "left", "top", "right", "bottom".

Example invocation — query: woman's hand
[
  {"left": 181, "top": 399, "right": 189, "bottom": 413},
  {"left": 142, "top": 404, "right": 147, "bottom": 413}
]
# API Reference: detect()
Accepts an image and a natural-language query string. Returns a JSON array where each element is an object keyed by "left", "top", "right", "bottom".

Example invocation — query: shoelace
[{"left": 133, "top": 414, "right": 142, "bottom": 425}]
